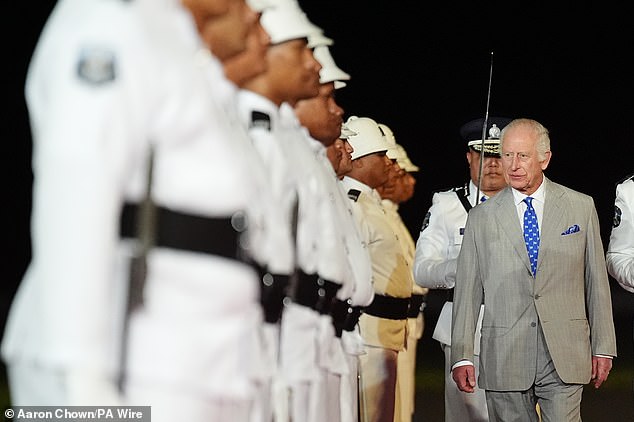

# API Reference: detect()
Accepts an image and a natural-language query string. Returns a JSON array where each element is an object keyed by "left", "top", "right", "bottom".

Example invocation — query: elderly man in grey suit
[{"left": 450, "top": 118, "right": 617, "bottom": 421}]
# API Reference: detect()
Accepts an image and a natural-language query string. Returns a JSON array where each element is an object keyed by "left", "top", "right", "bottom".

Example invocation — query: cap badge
[{"left": 488, "top": 124, "right": 501, "bottom": 139}]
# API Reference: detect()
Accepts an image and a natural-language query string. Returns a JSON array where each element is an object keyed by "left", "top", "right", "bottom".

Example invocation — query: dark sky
[
  {"left": 4, "top": 3, "right": 634, "bottom": 332},
  {"left": 299, "top": 1, "right": 633, "bottom": 236}
]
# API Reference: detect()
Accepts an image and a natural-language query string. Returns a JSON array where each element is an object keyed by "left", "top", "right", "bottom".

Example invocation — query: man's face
[
  {"left": 294, "top": 82, "right": 344, "bottom": 146},
  {"left": 267, "top": 39, "right": 321, "bottom": 105},
  {"left": 466, "top": 149, "right": 506, "bottom": 195},
  {"left": 352, "top": 152, "right": 391, "bottom": 189},
  {"left": 399, "top": 172, "right": 416, "bottom": 203},
  {"left": 500, "top": 124, "right": 551, "bottom": 195},
  {"left": 223, "top": 19, "right": 270, "bottom": 86},
  {"left": 326, "top": 138, "right": 353, "bottom": 178},
  {"left": 190, "top": 0, "right": 258, "bottom": 61},
  {"left": 377, "top": 160, "right": 402, "bottom": 201}
]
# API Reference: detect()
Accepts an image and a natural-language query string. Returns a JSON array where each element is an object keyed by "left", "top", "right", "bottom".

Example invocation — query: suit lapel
[
  {"left": 538, "top": 178, "right": 566, "bottom": 272},
  {"left": 494, "top": 187, "right": 533, "bottom": 274}
]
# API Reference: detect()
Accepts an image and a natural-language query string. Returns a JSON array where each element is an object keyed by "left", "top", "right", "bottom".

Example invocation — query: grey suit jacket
[{"left": 451, "top": 177, "right": 617, "bottom": 390}]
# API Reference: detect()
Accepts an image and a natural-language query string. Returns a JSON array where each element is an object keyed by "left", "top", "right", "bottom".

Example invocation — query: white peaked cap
[
  {"left": 246, "top": 0, "right": 276, "bottom": 12},
  {"left": 343, "top": 116, "right": 391, "bottom": 160},
  {"left": 378, "top": 123, "right": 400, "bottom": 160},
  {"left": 340, "top": 122, "right": 357, "bottom": 138},
  {"left": 261, "top": 0, "right": 323, "bottom": 45},
  {"left": 307, "top": 32, "right": 334, "bottom": 48},
  {"left": 378, "top": 123, "right": 420, "bottom": 171},
  {"left": 398, "top": 145, "right": 420, "bottom": 172},
  {"left": 312, "top": 45, "right": 351, "bottom": 88}
]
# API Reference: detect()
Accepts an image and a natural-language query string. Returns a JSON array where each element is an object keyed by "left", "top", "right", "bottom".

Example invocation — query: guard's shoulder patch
[
  {"left": 347, "top": 189, "right": 361, "bottom": 202},
  {"left": 613, "top": 205, "right": 622, "bottom": 228},
  {"left": 250, "top": 111, "right": 271, "bottom": 131},
  {"left": 420, "top": 211, "right": 431, "bottom": 232},
  {"left": 77, "top": 47, "right": 116, "bottom": 85}
]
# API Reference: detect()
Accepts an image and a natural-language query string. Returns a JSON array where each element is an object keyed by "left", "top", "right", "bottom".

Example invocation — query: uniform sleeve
[
  {"left": 413, "top": 193, "right": 457, "bottom": 289},
  {"left": 606, "top": 180, "right": 634, "bottom": 292},
  {"left": 23, "top": 9, "right": 148, "bottom": 373},
  {"left": 585, "top": 197, "right": 618, "bottom": 357}
]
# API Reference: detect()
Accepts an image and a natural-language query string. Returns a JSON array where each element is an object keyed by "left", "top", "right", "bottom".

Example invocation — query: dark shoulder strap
[{"left": 454, "top": 182, "right": 472, "bottom": 213}]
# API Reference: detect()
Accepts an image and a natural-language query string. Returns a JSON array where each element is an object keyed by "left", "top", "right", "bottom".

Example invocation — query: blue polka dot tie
[{"left": 523, "top": 197, "right": 540, "bottom": 277}]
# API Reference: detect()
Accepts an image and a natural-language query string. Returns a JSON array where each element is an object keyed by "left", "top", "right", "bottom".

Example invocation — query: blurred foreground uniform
[
  {"left": 236, "top": 2, "right": 332, "bottom": 421},
  {"left": 607, "top": 174, "right": 634, "bottom": 292},
  {"left": 2, "top": 1, "right": 269, "bottom": 420}
]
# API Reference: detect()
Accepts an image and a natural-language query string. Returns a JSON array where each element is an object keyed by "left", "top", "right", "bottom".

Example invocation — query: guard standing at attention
[
  {"left": 413, "top": 117, "right": 511, "bottom": 422},
  {"left": 342, "top": 116, "right": 413, "bottom": 422}
]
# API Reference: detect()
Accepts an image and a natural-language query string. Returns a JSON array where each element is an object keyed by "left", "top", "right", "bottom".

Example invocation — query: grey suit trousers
[{"left": 485, "top": 323, "right": 583, "bottom": 422}]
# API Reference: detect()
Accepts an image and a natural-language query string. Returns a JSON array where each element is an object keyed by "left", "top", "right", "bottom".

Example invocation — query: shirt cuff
[
  {"left": 594, "top": 354, "right": 613, "bottom": 359},
  {"left": 450, "top": 359, "right": 474, "bottom": 371}
]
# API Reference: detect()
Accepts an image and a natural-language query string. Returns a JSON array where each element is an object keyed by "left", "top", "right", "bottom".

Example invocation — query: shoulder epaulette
[
  {"left": 250, "top": 111, "right": 271, "bottom": 131},
  {"left": 347, "top": 189, "right": 361, "bottom": 202},
  {"left": 434, "top": 181, "right": 469, "bottom": 195}
]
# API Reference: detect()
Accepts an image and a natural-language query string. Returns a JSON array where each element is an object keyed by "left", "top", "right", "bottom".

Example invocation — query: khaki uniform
[{"left": 342, "top": 176, "right": 412, "bottom": 422}]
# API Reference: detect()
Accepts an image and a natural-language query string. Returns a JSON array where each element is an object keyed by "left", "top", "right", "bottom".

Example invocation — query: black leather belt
[
  {"left": 363, "top": 294, "right": 410, "bottom": 320},
  {"left": 120, "top": 203, "right": 244, "bottom": 260},
  {"left": 294, "top": 270, "right": 341, "bottom": 315},
  {"left": 256, "top": 266, "right": 290, "bottom": 324},
  {"left": 330, "top": 298, "right": 363, "bottom": 337},
  {"left": 407, "top": 294, "right": 427, "bottom": 318}
]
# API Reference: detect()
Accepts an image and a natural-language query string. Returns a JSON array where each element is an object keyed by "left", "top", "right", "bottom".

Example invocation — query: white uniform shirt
[
  {"left": 607, "top": 175, "right": 634, "bottom": 292},
  {"left": 2, "top": 0, "right": 265, "bottom": 399},
  {"left": 236, "top": 90, "right": 295, "bottom": 275},
  {"left": 335, "top": 180, "right": 373, "bottom": 307},
  {"left": 413, "top": 180, "right": 484, "bottom": 353}
]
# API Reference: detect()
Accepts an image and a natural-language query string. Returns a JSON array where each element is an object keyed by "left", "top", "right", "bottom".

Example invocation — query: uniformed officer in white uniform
[
  {"left": 607, "top": 173, "right": 634, "bottom": 357},
  {"left": 412, "top": 117, "right": 511, "bottom": 422},
  {"left": 342, "top": 116, "right": 413, "bottom": 422},
  {"left": 376, "top": 125, "right": 428, "bottom": 422},
  {"left": 326, "top": 123, "right": 375, "bottom": 422},
  {"left": 235, "top": 2, "right": 334, "bottom": 421},
  {"left": 294, "top": 43, "right": 376, "bottom": 422},
  {"left": 1, "top": 1, "right": 271, "bottom": 421},
  {"left": 607, "top": 173, "right": 634, "bottom": 292}
]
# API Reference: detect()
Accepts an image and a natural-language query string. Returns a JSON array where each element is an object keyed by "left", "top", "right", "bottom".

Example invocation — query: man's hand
[
  {"left": 591, "top": 356, "right": 613, "bottom": 389},
  {"left": 452, "top": 364, "right": 477, "bottom": 393}
]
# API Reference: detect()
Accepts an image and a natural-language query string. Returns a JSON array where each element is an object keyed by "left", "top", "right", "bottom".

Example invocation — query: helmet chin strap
[{"left": 476, "top": 51, "right": 494, "bottom": 203}]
